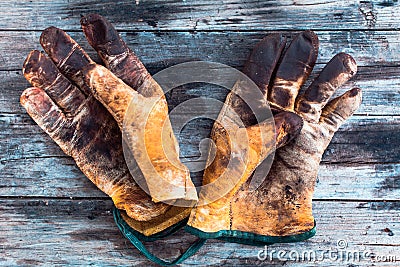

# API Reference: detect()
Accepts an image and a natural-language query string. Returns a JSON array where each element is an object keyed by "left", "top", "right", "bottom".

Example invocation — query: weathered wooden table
[{"left": 1, "top": 1, "right": 399, "bottom": 266}]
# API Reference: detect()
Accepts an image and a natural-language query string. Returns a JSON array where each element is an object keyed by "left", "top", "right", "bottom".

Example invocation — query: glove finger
[
  {"left": 295, "top": 53, "right": 357, "bottom": 123},
  {"left": 319, "top": 88, "right": 362, "bottom": 137},
  {"left": 82, "top": 63, "right": 142, "bottom": 127},
  {"left": 23, "top": 50, "right": 86, "bottom": 116},
  {"left": 242, "top": 33, "right": 286, "bottom": 97},
  {"left": 20, "top": 87, "right": 72, "bottom": 153},
  {"left": 40, "top": 26, "right": 94, "bottom": 95},
  {"left": 225, "top": 34, "right": 286, "bottom": 126},
  {"left": 269, "top": 31, "right": 319, "bottom": 110},
  {"left": 225, "top": 34, "right": 286, "bottom": 127},
  {"left": 81, "top": 14, "right": 160, "bottom": 97}
]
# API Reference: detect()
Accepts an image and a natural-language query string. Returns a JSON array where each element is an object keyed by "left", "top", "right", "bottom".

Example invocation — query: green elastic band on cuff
[
  {"left": 113, "top": 207, "right": 206, "bottom": 266},
  {"left": 114, "top": 209, "right": 189, "bottom": 242},
  {"left": 185, "top": 221, "right": 316, "bottom": 246}
]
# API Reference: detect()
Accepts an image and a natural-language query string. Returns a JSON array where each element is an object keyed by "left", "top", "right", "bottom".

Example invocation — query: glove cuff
[
  {"left": 113, "top": 207, "right": 206, "bottom": 266},
  {"left": 185, "top": 221, "right": 316, "bottom": 246}
]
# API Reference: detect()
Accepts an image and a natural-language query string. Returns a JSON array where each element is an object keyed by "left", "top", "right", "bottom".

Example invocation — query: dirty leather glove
[
  {"left": 232, "top": 31, "right": 362, "bottom": 239},
  {"left": 80, "top": 14, "right": 197, "bottom": 204},
  {"left": 20, "top": 14, "right": 196, "bottom": 236},
  {"left": 186, "top": 33, "right": 304, "bottom": 236},
  {"left": 187, "top": 31, "right": 362, "bottom": 244}
]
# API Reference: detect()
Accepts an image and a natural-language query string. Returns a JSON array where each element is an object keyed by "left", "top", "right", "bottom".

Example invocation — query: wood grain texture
[
  {"left": 0, "top": 199, "right": 399, "bottom": 266},
  {"left": 1, "top": 114, "right": 399, "bottom": 200},
  {"left": 1, "top": 153, "right": 399, "bottom": 200},
  {"left": 0, "top": 0, "right": 399, "bottom": 266},
  {"left": 1, "top": 30, "right": 400, "bottom": 71},
  {"left": 0, "top": 0, "right": 399, "bottom": 31},
  {"left": 2, "top": 82, "right": 400, "bottom": 168},
  {"left": 2, "top": 66, "right": 400, "bottom": 116}
]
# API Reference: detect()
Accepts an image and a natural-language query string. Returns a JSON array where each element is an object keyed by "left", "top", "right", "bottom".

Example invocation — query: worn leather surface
[
  {"left": 188, "top": 31, "right": 362, "bottom": 236},
  {"left": 20, "top": 14, "right": 198, "bottom": 235},
  {"left": 187, "top": 34, "right": 304, "bottom": 232},
  {"left": 231, "top": 33, "right": 362, "bottom": 236},
  {"left": 22, "top": 50, "right": 169, "bottom": 222}
]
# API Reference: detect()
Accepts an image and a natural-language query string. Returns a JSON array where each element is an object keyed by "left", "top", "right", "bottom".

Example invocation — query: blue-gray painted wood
[{"left": 0, "top": 0, "right": 399, "bottom": 266}]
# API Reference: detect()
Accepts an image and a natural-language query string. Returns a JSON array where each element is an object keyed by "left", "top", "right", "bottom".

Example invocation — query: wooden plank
[
  {"left": 1, "top": 66, "right": 399, "bottom": 197},
  {"left": 0, "top": 1, "right": 398, "bottom": 266},
  {"left": 1, "top": 114, "right": 400, "bottom": 163},
  {"left": 315, "top": 164, "right": 400, "bottom": 200},
  {"left": 1, "top": 115, "right": 399, "bottom": 199},
  {"left": 1, "top": 30, "right": 400, "bottom": 71},
  {"left": 177, "top": 115, "right": 400, "bottom": 164},
  {"left": 2, "top": 114, "right": 400, "bottom": 199},
  {"left": 322, "top": 115, "right": 400, "bottom": 164},
  {"left": 0, "top": 67, "right": 400, "bottom": 162},
  {"left": 2, "top": 64, "right": 400, "bottom": 116},
  {"left": 0, "top": 0, "right": 399, "bottom": 31},
  {"left": 1, "top": 147, "right": 399, "bottom": 200},
  {"left": 0, "top": 199, "right": 398, "bottom": 266},
  {"left": 0, "top": 156, "right": 104, "bottom": 198}
]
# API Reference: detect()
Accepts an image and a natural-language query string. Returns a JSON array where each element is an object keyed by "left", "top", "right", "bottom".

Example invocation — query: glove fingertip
[
  {"left": 81, "top": 13, "right": 126, "bottom": 56},
  {"left": 20, "top": 87, "right": 48, "bottom": 113}
]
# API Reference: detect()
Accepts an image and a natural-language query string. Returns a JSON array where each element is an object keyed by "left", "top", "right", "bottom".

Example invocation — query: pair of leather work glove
[
  {"left": 22, "top": 14, "right": 197, "bottom": 237},
  {"left": 21, "top": 14, "right": 362, "bottom": 265}
]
